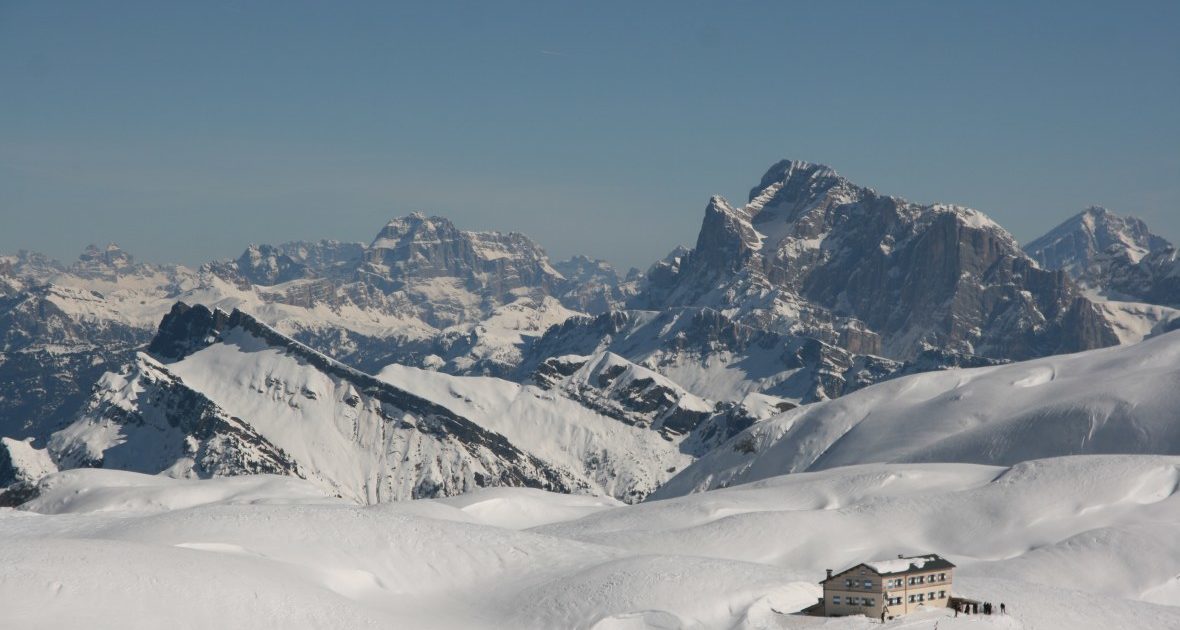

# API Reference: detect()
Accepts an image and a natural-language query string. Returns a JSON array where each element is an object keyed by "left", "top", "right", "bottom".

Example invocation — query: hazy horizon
[
  {"left": 3, "top": 1, "right": 1178, "bottom": 271},
  {"left": 5, "top": 157, "right": 1172, "bottom": 275}
]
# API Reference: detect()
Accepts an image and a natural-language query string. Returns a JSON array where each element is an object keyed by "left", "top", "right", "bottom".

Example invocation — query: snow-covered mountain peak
[
  {"left": 641, "top": 158, "right": 1116, "bottom": 361},
  {"left": 369, "top": 212, "right": 453, "bottom": 249},
  {"left": 69, "top": 242, "right": 146, "bottom": 278},
  {"left": 1025, "top": 205, "right": 1171, "bottom": 281},
  {"left": 78, "top": 242, "right": 133, "bottom": 267},
  {"left": 364, "top": 214, "right": 560, "bottom": 285}
]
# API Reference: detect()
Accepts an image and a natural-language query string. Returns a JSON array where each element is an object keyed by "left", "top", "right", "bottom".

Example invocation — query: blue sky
[{"left": 2, "top": 1, "right": 1178, "bottom": 271}]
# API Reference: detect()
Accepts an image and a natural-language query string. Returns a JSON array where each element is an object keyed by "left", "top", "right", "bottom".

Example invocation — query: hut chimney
[
  {"left": 826, "top": 569, "right": 833, "bottom": 579},
  {"left": 898, "top": 554, "right": 904, "bottom": 559}
]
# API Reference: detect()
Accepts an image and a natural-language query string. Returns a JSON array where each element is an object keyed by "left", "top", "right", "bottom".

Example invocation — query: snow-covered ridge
[
  {"left": 537, "top": 351, "right": 715, "bottom": 432},
  {"left": 19, "top": 300, "right": 782, "bottom": 504},
  {"left": 654, "top": 326, "right": 1180, "bottom": 498},
  {"left": 374, "top": 362, "right": 697, "bottom": 502},
  {"left": 42, "top": 302, "right": 581, "bottom": 503},
  {"left": 528, "top": 349, "right": 782, "bottom": 457},
  {"left": 42, "top": 300, "right": 768, "bottom": 503}
]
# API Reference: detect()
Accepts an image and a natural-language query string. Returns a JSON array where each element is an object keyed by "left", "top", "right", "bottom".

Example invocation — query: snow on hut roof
[{"left": 864, "top": 554, "right": 955, "bottom": 576}]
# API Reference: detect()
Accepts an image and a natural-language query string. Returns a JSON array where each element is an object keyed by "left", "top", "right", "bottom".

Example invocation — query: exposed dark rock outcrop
[{"left": 638, "top": 160, "right": 1120, "bottom": 361}]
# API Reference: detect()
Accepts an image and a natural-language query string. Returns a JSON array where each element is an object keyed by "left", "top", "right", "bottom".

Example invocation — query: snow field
[{"left": 4, "top": 455, "right": 1180, "bottom": 629}]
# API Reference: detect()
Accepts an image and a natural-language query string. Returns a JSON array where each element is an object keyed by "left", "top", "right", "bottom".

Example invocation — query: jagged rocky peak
[
  {"left": 691, "top": 195, "right": 763, "bottom": 273},
  {"left": 146, "top": 302, "right": 232, "bottom": 362},
  {"left": 363, "top": 213, "right": 562, "bottom": 293},
  {"left": 749, "top": 159, "right": 848, "bottom": 207},
  {"left": 369, "top": 213, "right": 548, "bottom": 266},
  {"left": 367, "top": 212, "right": 443, "bottom": 253},
  {"left": 234, "top": 243, "right": 309, "bottom": 285},
  {"left": 80, "top": 242, "right": 134, "bottom": 267},
  {"left": 1024, "top": 206, "right": 1173, "bottom": 285},
  {"left": 641, "top": 158, "right": 1118, "bottom": 362},
  {"left": 70, "top": 242, "right": 139, "bottom": 277}
]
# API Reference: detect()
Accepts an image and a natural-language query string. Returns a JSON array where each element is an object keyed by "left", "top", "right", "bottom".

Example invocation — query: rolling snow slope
[
  {"left": 3, "top": 456, "right": 1180, "bottom": 629},
  {"left": 654, "top": 327, "right": 1180, "bottom": 498}
]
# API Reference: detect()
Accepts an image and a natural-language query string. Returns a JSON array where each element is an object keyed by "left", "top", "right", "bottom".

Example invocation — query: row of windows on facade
[
  {"left": 842, "top": 573, "right": 949, "bottom": 589},
  {"left": 831, "top": 591, "right": 948, "bottom": 607}
]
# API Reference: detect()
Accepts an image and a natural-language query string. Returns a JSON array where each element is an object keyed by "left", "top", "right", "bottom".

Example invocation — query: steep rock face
[
  {"left": 1095, "top": 247, "right": 1180, "bottom": 308},
  {"left": 1025, "top": 206, "right": 1171, "bottom": 287},
  {"left": 47, "top": 303, "right": 579, "bottom": 503},
  {"left": 357, "top": 213, "right": 563, "bottom": 325},
  {"left": 640, "top": 160, "right": 1120, "bottom": 361},
  {"left": 0, "top": 438, "right": 58, "bottom": 506}
]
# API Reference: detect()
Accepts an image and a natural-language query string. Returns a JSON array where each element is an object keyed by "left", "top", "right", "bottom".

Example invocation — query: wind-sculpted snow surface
[
  {"left": 3, "top": 456, "right": 1180, "bottom": 629},
  {"left": 654, "top": 328, "right": 1180, "bottom": 498}
]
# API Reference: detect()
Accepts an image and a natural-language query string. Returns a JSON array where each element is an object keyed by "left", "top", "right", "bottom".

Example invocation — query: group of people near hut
[{"left": 954, "top": 601, "right": 1005, "bottom": 616}]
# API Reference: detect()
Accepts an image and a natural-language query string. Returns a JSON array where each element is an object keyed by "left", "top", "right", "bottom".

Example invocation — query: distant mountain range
[{"left": 4, "top": 158, "right": 1179, "bottom": 503}]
